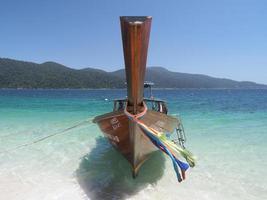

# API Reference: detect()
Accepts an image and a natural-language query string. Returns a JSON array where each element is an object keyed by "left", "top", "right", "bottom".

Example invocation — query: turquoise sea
[{"left": 0, "top": 89, "right": 267, "bottom": 200}]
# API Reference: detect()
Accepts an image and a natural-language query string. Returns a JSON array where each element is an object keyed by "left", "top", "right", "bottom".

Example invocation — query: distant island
[{"left": 0, "top": 58, "right": 266, "bottom": 89}]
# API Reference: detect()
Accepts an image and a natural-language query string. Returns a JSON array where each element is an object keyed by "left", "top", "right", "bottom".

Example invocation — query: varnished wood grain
[{"left": 120, "top": 16, "right": 152, "bottom": 114}]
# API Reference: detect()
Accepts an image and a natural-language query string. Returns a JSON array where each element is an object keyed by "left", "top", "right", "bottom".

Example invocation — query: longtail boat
[{"left": 93, "top": 16, "right": 195, "bottom": 181}]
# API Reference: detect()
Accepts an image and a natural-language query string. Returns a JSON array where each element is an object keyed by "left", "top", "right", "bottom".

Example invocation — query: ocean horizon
[{"left": 0, "top": 89, "right": 266, "bottom": 200}]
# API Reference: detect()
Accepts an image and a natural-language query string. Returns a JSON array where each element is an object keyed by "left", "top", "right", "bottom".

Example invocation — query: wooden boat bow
[{"left": 93, "top": 16, "right": 186, "bottom": 179}]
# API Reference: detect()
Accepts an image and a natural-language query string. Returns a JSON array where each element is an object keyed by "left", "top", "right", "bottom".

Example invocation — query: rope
[
  {"left": 123, "top": 101, "right": 148, "bottom": 119},
  {"left": 0, "top": 119, "right": 91, "bottom": 154}
]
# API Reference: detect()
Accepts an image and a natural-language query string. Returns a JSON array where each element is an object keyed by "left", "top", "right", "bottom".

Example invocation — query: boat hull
[{"left": 93, "top": 110, "right": 178, "bottom": 176}]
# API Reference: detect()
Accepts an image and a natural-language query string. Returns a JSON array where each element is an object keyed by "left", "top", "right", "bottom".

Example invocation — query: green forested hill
[
  {"left": 0, "top": 58, "right": 124, "bottom": 88},
  {"left": 0, "top": 58, "right": 266, "bottom": 89},
  {"left": 111, "top": 67, "right": 267, "bottom": 89}
]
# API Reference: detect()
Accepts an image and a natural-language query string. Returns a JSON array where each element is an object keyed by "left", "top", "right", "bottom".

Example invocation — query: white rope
[{"left": 0, "top": 118, "right": 91, "bottom": 154}]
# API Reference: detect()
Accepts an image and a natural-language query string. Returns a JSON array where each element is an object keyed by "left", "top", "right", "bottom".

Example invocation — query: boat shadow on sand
[{"left": 76, "top": 137, "right": 165, "bottom": 200}]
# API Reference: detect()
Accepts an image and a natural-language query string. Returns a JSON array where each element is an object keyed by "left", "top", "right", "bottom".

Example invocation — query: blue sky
[{"left": 0, "top": 0, "right": 266, "bottom": 84}]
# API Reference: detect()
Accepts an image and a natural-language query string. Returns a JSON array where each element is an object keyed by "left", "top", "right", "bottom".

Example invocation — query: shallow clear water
[{"left": 0, "top": 89, "right": 266, "bottom": 200}]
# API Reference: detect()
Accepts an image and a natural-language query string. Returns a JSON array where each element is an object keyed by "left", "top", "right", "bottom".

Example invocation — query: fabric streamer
[{"left": 124, "top": 104, "right": 195, "bottom": 182}]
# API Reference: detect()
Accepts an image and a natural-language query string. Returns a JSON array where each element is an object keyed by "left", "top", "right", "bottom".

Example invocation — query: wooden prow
[
  {"left": 120, "top": 17, "right": 153, "bottom": 177},
  {"left": 120, "top": 16, "right": 152, "bottom": 114},
  {"left": 94, "top": 16, "right": 180, "bottom": 179}
]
